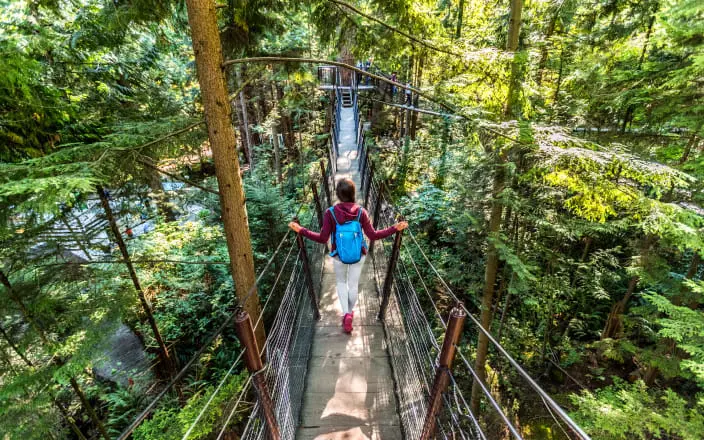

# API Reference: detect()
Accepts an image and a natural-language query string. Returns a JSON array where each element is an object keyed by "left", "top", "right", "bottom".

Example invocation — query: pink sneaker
[{"left": 343, "top": 313, "right": 353, "bottom": 333}]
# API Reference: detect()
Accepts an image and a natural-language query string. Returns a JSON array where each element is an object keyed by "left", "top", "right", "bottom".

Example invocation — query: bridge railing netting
[
  {"left": 357, "top": 101, "right": 590, "bottom": 439},
  {"left": 366, "top": 175, "right": 484, "bottom": 440}
]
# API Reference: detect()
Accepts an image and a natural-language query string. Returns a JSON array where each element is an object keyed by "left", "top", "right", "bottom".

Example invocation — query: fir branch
[{"left": 328, "top": 0, "right": 462, "bottom": 58}]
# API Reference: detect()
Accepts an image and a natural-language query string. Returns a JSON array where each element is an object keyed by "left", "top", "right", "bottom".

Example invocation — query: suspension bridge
[{"left": 117, "top": 65, "right": 591, "bottom": 440}]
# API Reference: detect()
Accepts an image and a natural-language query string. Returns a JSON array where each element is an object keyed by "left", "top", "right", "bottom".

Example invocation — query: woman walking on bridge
[{"left": 289, "top": 178, "right": 408, "bottom": 333}]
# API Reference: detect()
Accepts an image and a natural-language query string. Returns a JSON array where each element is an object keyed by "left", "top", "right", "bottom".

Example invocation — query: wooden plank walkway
[{"left": 297, "top": 105, "right": 403, "bottom": 440}]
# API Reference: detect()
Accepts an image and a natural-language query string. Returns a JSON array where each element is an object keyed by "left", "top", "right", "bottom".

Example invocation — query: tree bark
[
  {"left": 506, "top": 0, "right": 524, "bottom": 51},
  {"left": 678, "top": 132, "right": 699, "bottom": 165},
  {"left": 235, "top": 66, "right": 254, "bottom": 169},
  {"left": 0, "top": 269, "right": 50, "bottom": 346},
  {"left": 455, "top": 0, "right": 465, "bottom": 39},
  {"left": 536, "top": 11, "right": 558, "bottom": 85},
  {"left": 470, "top": 150, "right": 507, "bottom": 414},
  {"left": 0, "top": 320, "right": 33, "bottom": 367},
  {"left": 638, "top": 13, "right": 657, "bottom": 67},
  {"left": 410, "top": 52, "right": 424, "bottom": 140},
  {"left": 552, "top": 48, "right": 565, "bottom": 105},
  {"left": 69, "top": 377, "right": 109, "bottom": 440},
  {"left": 602, "top": 276, "right": 638, "bottom": 340},
  {"left": 97, "top": 186, "right": 175, "bottom": 375},
  {"left": 272, "top": 117, "right": 282, "bottom": 183},
  {"left": 504, "top": 0, "right": 524, "bottom": 118},
  {"left": 148, "top": 168, "right": 178, "bottom": 222},
  {"left": 602, "top": 232, "right": 656, "bottom": 340},
  {"left": 185, "top": 0, "right": 265, "bottom": 347}
]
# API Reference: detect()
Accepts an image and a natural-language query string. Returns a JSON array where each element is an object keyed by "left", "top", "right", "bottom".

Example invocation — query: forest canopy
[{"left": 0, "top": 0, "right": 702, "bottom": 439}]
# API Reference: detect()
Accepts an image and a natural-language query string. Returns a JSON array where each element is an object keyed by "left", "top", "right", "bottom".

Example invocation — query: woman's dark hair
[{"left": 336, "top": 178, "right": 356, "bottom": 203}]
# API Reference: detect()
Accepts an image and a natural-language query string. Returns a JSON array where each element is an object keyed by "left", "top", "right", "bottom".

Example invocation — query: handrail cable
[
  {"left": 401, "top": 243, "right": 447, "bottom": 329},
  {"left": 454, "top": 348, "right": 524, "bottom": 439},
  {"left": 223, "top": 57, "right": 528, "bottom": 146},
  {"left": 215, "top": 375, "right": 253, "bottom": 440},
  {"left": 118, "top": 223, "right": 294, "bottom": 440},
  {"left": 181, "top": 238, "right": 298, "bottom": 439},
  {"left": 374, "top": 178, "right": 591, "bottom": 439},
  {"left": 446, "top": 372, "right": 488, "bottom": 440},
  {"left": 181, "top": 350, "right": 246, "bottom": 439}
]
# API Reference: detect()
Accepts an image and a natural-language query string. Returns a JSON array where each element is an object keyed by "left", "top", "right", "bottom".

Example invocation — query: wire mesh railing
[{"left": 359, "top": 128, "right": 591, "bottom": 439}]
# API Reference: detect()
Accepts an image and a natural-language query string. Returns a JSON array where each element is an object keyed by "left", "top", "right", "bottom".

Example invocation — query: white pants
[{"left": 333, "top": 256, "right": 366, "bottom": 315}]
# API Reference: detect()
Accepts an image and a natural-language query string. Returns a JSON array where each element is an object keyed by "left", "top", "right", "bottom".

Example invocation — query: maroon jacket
[{"left": 300, "top": 202, "right": 397, "bottom": 255}]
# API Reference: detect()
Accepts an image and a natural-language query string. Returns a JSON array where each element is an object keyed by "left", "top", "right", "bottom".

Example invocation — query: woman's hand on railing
[
  {"left": 394, "top": 221, "right": 409, "bottom": 232},
  {"left": 288, "top": 222, "right": 303, "bottom": 234}
]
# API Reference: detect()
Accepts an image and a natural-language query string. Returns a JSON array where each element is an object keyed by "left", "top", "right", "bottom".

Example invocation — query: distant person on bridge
[
  {"left": 289, "top": 179, "right": 407, "bottom": 334},
  {"left": 404, "top": 82, "right": 412, "bottom": 106},
  {"left": 391, "top": 72, "right": 398, "bottom": 98}
]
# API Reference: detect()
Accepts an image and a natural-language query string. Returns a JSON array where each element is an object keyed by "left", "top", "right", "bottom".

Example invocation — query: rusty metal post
[
  {"left": 294, "top": 218, "right": 321, "bottom": 320},
  {"left": 378, "top": 226, "right": 403, "bottom": 320},
  {"left": 311, "top": 182, "right": 325, "bottom": 228},
  {"left": 319, "top": 160, "right": 332, "bottom": 206},
  {"left": 372, "top": 182, "right": 384, "bottom": 230},
  {"left": 419, "top": 306, "right": 467, "bottom": 440},
  {"left": 358, "top": 141, "right": 366, "bottom": 172},
  {"left": 234, "top": 311, "right": 281, "bottom": 440},
  {"left": 311, "top": 184, "right": 330, "bottom": 253},
  {"left": 364, "top": 162, "right": 374, "bottom": 210}
]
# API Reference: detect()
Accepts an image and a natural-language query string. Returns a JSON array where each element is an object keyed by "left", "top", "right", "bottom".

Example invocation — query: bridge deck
[{"left": 297, "top": 105, "right": 403, "bottom": 440}]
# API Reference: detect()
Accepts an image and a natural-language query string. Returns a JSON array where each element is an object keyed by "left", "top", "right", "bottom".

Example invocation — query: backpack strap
[
  {"left": 328, "top": 207, "right": 342, "bottom": 226},
  {"left": 327, "top": 207, "right": 339, "bottom": 257},
  {"left": 355, "top": 208, "right": 363, "bottom": 222}
]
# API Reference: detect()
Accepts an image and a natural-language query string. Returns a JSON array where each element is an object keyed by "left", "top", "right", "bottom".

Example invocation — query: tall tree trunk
[
  {"left": 602, "top": 236, "right": 654, "bottom": 339},
  {"left": 97, "top": 186, "right": 174, "bottom": 375},
  {"left": 536, "top": 12, "right": 558, "bottom": 85},
  {"left": 552, "top": 48, "right": 565, "bottom": 105},
  {"left": 455, "top": 0, "right": 465, "bottom": 39},
  {"left": 470, "top": 149, "right": 507, "bottom": 414},
  {"left": 410, "top": 52, "right": 424, "bottom": 140},
  {"left": 504, "top": 0, "right": 524, "bottom": 118},
  {"left": 235, "top": 66, "right": 254, "bottom": 169},
  {"left": 185, "top": 0, "right": 265, "bottom": 347},
  {"left": 434, "top": 119, "right": 450, "bottom": 189},
  {"left": 678, "top": 132, "right": 699, "bottom": 165},
  {"left": 69, "top": 377, "right": 109, "bottom": 440},
  {"left": 0, "top": 269, "right": 50, "bottom": 346},
  {"left": 506, "top": 0, "right": 524, "bottom": 51},
  {"left": 276, "top": 83, "right": 295, "bottom": 151},
  {"left": 638, "top": 13, "right": 657, "bottom": 67},
  {"left": 272, "top": 117, "right": 282, "bottom": 183},
  {"left": 0, "top": 320, "right": 33, "bottom": 366},
  {"left": 602, "top": 276, "right": 638, "bottom": 340},
  {"left": 148, "top": 168, "right": 178, "bottom": 222}
]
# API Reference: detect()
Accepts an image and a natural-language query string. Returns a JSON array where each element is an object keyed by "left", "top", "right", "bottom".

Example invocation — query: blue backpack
[{"left": 329, "top": 207, "right": 367, "bottom": 264}]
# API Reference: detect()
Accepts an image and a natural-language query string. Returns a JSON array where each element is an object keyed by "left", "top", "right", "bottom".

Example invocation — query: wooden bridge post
[
  {"left": 294, "top": 217, "right": 321, "bottom": 321},
  {"left": 319, "top": 160, "right": 332, "bottom": 206},
  {"left": 368, "top": 182, "right": 385, "bottom": 257},
  {"left": 378, "top": 225, "right": 403, "bottom": 321},
  {"left": 364, "top": 162, "right": 374, "bottom": 210},
  {"left": 420, "top": 306, "right": 467, "bottom": 440},
  {"left": 234, "top": 311, "right": 281, "bottom": 440}
]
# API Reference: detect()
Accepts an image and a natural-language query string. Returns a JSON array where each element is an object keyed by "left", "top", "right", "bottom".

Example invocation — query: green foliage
[
  {"left": 570, "top": 379, "right": 704, "bottom": 439},
  {"left": 133, "top": 371, "right": 248, "bottom": 440}
]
